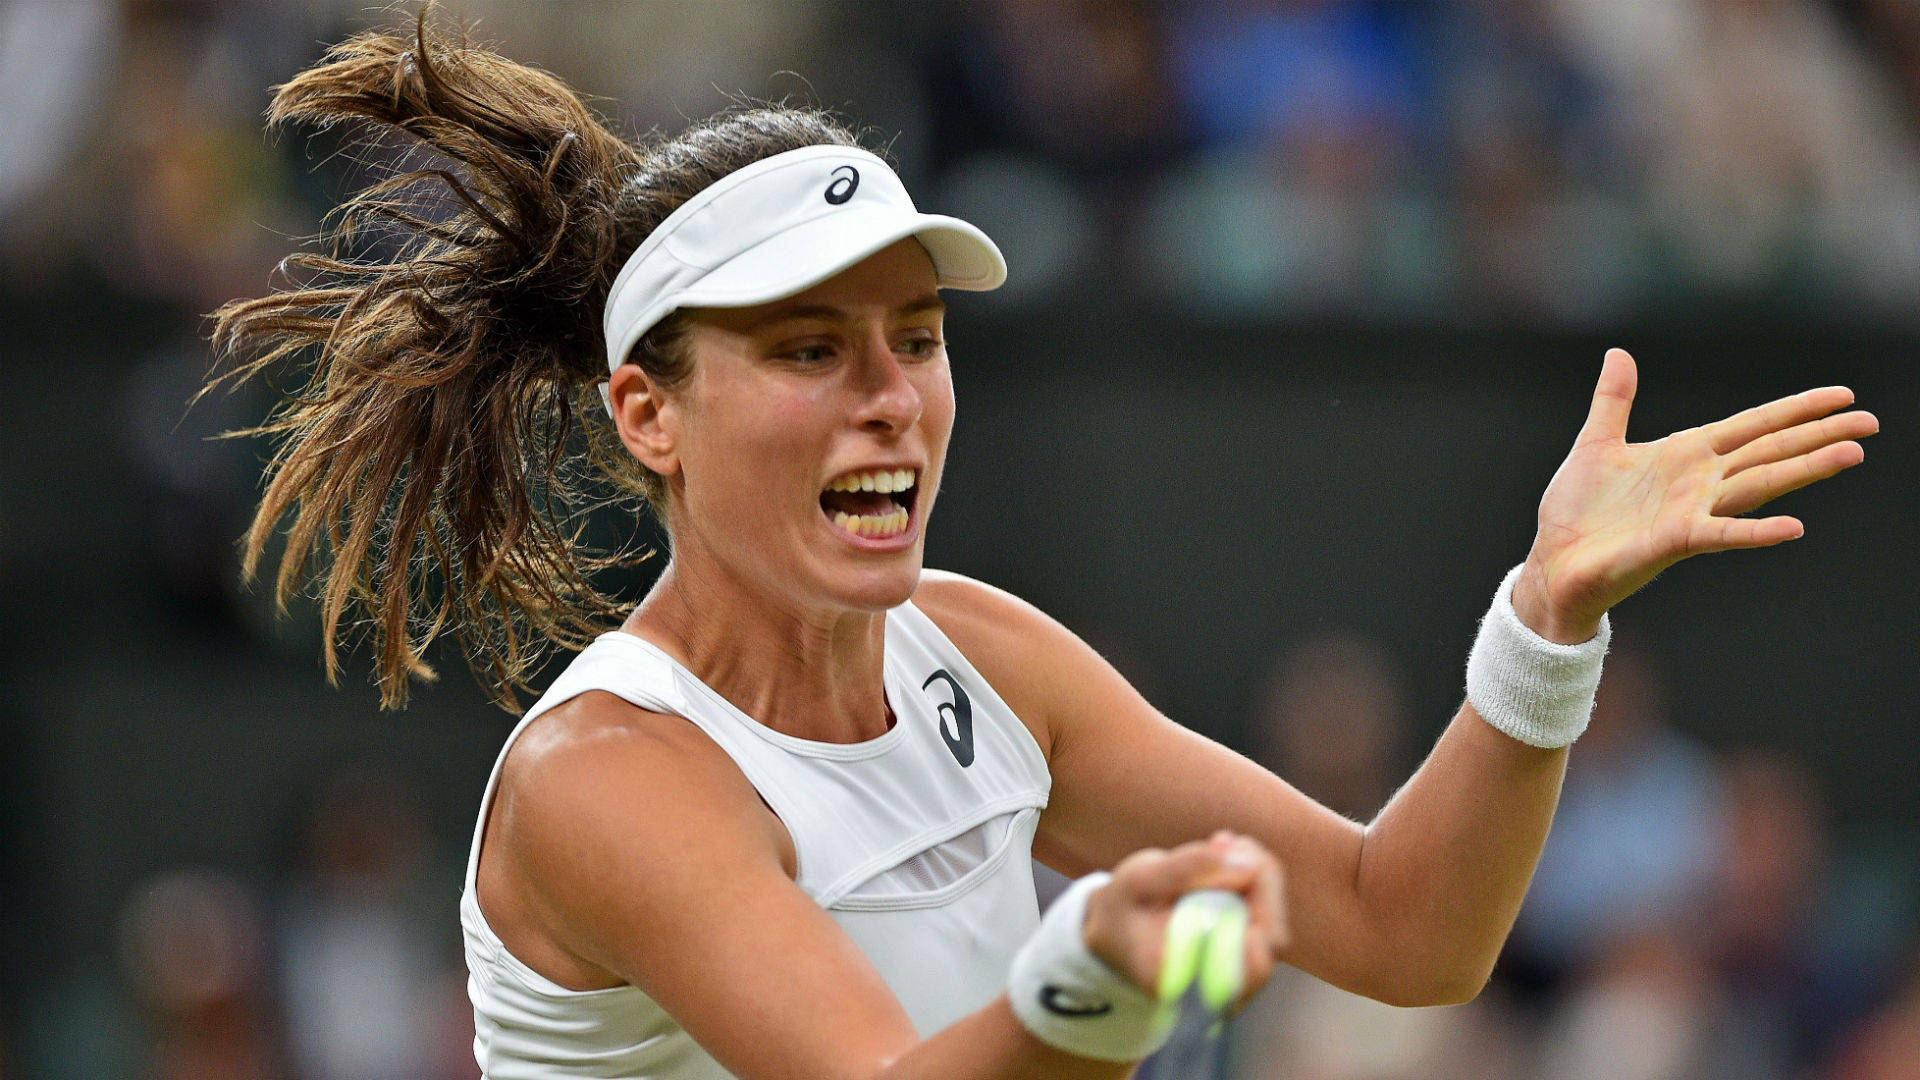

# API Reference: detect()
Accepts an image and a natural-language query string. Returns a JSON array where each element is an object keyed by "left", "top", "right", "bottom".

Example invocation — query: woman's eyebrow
[
  {"left": 749, "top": 303, "right": 844, "bottom": 329},
  {"left": 894, "top": 293, "right": 946, "bottom": 319}
]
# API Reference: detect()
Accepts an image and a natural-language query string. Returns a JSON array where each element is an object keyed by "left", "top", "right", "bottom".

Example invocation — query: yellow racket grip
[{"left": 1157, "top": 888, "right": 1249, "bottom": 1011}]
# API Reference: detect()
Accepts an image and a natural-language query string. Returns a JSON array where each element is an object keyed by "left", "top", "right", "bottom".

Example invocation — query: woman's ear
[{"left": 607, "top": 363, "right": 680, "bottom": 477}]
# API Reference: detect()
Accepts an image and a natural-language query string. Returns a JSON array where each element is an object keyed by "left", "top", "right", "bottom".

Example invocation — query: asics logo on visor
[{"left": 825, "top": 165, "right": 859, "bottom": 204}]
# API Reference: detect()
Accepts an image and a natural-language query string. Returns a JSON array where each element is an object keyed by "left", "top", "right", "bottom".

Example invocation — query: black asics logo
[
  {"left": 1040, "top": 985, "right": 1113, "bottom": 1018},
  {"left": 825, "top": 165, "right": 859, "bottom": 204},
  {"left": 922, "top": 669, "right": 974, "bottom": 767}
]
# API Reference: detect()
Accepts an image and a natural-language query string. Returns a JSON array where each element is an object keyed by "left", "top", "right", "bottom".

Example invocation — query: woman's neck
[{"left": 621, "top": 560, "right": 896, "bottom": 744}]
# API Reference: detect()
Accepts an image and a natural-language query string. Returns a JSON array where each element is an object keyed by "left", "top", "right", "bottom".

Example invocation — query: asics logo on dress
[
  {"left": 825, "top": 165, "right": 859, "bottom": 204},
  {"left": 922, "top": 669, "right": 974, "bottom": 767},
  {"left": 1039, "top": 985, "right": 1113, "bottom": 1018}
]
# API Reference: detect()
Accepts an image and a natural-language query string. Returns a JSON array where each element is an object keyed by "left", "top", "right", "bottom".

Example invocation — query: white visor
[{"left": 600, "top": 145, "right": 1005, "bottom": 398}]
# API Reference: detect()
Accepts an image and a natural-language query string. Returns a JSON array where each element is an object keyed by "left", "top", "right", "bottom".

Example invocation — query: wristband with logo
[{"left": 1007, "top": 871, "right": 1174, "bottom": 1063}]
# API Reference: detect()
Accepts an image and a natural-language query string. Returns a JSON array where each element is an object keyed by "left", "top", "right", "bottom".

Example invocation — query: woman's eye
[
  {"left": 899, "top": 337, "right": 942, "bottom": 357},
  {"left": 789, "top": 345, "right": 834, "bottom": 363}
]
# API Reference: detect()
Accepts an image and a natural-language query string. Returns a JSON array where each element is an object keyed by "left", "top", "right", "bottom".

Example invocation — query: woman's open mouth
[{"left": 819, "top": 467, "right": 918, "bottom": 541}]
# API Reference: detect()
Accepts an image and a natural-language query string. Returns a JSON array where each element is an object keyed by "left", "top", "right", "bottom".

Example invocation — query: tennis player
[{"left": 211, "top": 18, "right": 1876, "bottom": 1080}]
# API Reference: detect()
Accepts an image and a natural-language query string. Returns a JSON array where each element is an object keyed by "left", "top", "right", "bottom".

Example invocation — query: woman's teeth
[
  {"left": 821, "top": 468, "right": 918, "bottom": 540},
  {"left": 832, "top": 506, "right": 910, "bottom": 538},
  {"left": 826, "top": 468, "right": 916, "bottom": 494}
]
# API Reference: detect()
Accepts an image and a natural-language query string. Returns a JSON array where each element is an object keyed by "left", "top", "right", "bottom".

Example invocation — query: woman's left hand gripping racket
[{"left": 1152, "top": 888, "right": 1250, "bottom": 1077}]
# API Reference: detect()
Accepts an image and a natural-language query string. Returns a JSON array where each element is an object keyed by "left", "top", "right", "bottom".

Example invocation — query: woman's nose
[{"left": 852, "top": 334, "right": 921, "bottom": 434}]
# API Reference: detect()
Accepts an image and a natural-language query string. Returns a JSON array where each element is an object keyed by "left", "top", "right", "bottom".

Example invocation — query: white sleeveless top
[{"left": 460, "top": 599, "right": 1053, "bottom": 1079}]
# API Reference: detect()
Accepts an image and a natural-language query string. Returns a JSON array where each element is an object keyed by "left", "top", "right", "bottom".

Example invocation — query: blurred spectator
[
  {"left": 1535, "top": 929, "right": 1729, "bottom": 1080},
  {"left": 1437, "top": 0, "right": 1647, "bottom": 322},
  {"left": 1534, "top": 750, "right": 1873, "bottom": 1080},
  {"left": 455, "top": 0, "right": 836, "bottom": 138},
  {"left": 1144, "top": 0, "right": 1444, "bottom": 316},
  {"left": 927, "top": 0, "right": 1184, "bottom": 184},
  {"left": 1553, "top": 0, "right": 1920, "bottom": 309},
  {"left": 1233, "top": 968, "right": 1526, "bottom": 1080},
  {"left": 1165, "top": 0, "right": 1435, "bottom": 157},
  {"left": 1248, "top": 629, "right": 1411, "bottom": 820},
  {"left": 925, "top": 0, "right": 1183, "bottom": 301},
  {"left": 0, "top": 0, "right": 120, "bottom": 257},
  {"left": 89, "top": 18, "right": 306, "bottom": 309},
  {"left": 117, "top": 869, "right": 281, "bottom": 1080},
  {"left": 1823, "top": 947, "right": 1920, "bottom": 1080},
  {"left": 1701, "top": 750, "right": 1867, "bottom": 1074},
  {"left": 12, "top": 1, "right": 322, "bottom": 303},
  {"left": 1503, "top": 641, "right": 1723, "bottom": 999},
  {"left": 274, "top": 764, "right": 473, "bottom": 1080}
]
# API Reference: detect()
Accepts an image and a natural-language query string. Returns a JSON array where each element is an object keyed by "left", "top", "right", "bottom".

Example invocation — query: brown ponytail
[{"left": 209, "top": 7, "right": 864, "bottom": 709}]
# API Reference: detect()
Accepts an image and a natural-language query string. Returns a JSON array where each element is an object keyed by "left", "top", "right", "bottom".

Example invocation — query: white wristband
[
  {"left": 1008, "top": 871, "right": 1173, "bottom": 1063},
  {"left": 1465, "top": 565, "right": 1610, "bottom": 749}
]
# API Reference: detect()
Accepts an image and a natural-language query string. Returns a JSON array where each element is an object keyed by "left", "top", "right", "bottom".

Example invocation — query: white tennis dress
[{"left": 460, "top": 597, "right": 1054, "bottom": 1079}]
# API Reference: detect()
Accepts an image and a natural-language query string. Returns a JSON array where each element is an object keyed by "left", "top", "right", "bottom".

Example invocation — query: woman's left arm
[
  {"left": 918, "top": 348, "right": 1876, "bottom": 1008},
  {"left": 921, "top": 574, "right": 1561, "bottom": 1008}
]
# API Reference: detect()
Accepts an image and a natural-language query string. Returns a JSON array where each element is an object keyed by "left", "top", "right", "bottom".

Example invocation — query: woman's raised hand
[
  {"left": 1513, "top": 348, "right": 1877, "bottom": 643},
  {"left": 1081, "top": 832, "right": 1288, "bottom": 1010}
]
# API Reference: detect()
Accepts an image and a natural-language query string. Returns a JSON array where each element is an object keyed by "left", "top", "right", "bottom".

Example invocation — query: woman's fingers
[
  {"left": 1576, "top": 348, "right": 1638, "bottom": 444},
  {"left": 1705, "top": 386, "right": 1857, "bottom": 455},
  {"left": 1233, "top": 853, "right": 1287, "bottom": 1011},
  {"left": 1715, "top": 440, "right": 1867, "bottom": 518},
  {"left": 1112, "top": 833, "right": 1255, "bottom": 905},
  {"left": 1251, "top": 849, "right": 1287, "bottom": 957},
  {"left": 1691, "top": 514, "right": 1805, "bottom": 553},
  {"left": 1722, "top": 409, "right": 1879, "bottom": 477},
  {"left": 1095, "top": 834, "right": 1286, "bottom": 1000}
]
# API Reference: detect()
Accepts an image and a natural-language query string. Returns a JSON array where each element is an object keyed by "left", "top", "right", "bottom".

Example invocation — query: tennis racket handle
[{"left": 1158, "top": 888, "right": 1250, "bottom": 1010}]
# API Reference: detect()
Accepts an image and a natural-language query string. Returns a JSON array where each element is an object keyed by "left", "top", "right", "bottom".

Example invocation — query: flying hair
[{"left": 207, "top": 4, "right": 865, "bottom": 710}]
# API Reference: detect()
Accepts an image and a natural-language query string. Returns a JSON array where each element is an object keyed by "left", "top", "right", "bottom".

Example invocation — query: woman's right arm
[{"left": 478, "top": 691, "right": 1283, "bottom": 1080}]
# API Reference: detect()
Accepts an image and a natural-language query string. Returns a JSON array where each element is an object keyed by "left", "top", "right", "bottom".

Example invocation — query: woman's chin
[{"left": 828, "top": 560, "right": 925, "bottom": 613}]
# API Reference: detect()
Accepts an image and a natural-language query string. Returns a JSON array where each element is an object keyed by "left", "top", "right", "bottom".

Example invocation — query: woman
[{"left": 212, "top": 16, "right": 1876, "bottom": 1080}]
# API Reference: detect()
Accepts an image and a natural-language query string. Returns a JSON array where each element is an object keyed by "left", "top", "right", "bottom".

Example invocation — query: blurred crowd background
[{"left": 2, "top": 1, "right": 1917, "bottom": 1079}]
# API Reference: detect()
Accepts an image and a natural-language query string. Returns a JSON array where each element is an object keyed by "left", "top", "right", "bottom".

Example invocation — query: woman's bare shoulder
[
  {"left": 479, "top": 689, "right": 797, "bottom": 989},
  {"left": 496, "top": 689, "right": 791, "bottom": 874},
  {"left": 503, "top": 692, "right": 737, "bottom": 801},
  {"left": 913, "top": 567, "right": 1036, "bottom": 621},
  {"left": 503, "top": 689, "right": 723, "bottom": 780},
  {"left": 911, "top": 569, "right": 1088, "bottom": 758}
]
